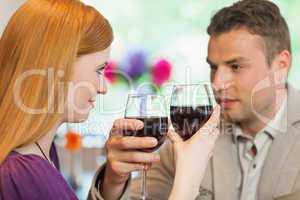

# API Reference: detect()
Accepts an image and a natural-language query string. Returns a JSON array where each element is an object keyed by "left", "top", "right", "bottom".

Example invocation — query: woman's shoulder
[{"left": 0, "top": 151, "right": 77, "bottom": 200}]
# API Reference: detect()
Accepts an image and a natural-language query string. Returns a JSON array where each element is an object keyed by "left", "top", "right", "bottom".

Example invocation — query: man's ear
[
  {"left": 273, "top": 50, "right": 291, "bottom": 71},
  {"left": 271, "top": 50, "right": 291, "bottom": 87}
]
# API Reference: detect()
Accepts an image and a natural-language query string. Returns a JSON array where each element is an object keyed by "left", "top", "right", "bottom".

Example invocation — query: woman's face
[{"left": 63, "top": 47, "right": 110, "bottom": 122}]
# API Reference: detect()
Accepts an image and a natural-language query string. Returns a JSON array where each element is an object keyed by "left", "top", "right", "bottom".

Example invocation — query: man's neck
[{"left": 239, "top": 120, "right": 267, "bottom": 138}]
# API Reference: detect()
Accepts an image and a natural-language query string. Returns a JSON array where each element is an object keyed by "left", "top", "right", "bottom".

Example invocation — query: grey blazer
[{"left": 88, "top": 86, "right": 300, "bottom": 200}]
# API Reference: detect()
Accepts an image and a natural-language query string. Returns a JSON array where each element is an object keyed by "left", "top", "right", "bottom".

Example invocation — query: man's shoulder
[
  {"left": 287, "top": 84, "right": 300, "bottom": 101},
  {"left": 286, "top": 85, "right": 300, "bottom": 125}
]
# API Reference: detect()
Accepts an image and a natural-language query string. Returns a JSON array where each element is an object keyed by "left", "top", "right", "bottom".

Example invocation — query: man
[{"left": 89, "top": 0, "right": 300, "bottom": 199}]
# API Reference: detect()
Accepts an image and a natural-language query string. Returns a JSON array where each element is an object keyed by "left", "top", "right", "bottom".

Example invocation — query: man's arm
[{"left": 88, "top": 164, "right": 131, "bottom": 200}]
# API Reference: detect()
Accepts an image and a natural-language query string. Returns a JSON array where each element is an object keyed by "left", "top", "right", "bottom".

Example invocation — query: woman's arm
[
  {"left": 168, "top": 105, "right": 220, "bottom": 200},
  {"left": 99, "top": 118, "right": 160, "bottom": 200}
]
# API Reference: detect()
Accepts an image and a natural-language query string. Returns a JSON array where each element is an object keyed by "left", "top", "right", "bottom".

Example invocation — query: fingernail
[
  {"left": 151, "top": 138, "right": 158, "bottom": 145},
  {"left": 136, "top": 121, "right": 144, "bottom": 129}
]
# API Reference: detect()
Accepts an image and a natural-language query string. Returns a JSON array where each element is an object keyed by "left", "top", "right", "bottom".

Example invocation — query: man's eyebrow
[
  {"left": 206, "top": 58, "right": 216, "bottom": 66},
  {"left": 206, "top": 57, "right": 249, "bottom": 66},
  {"left": 224, "top": 57, "right": 248, "bottom": 65},
  {"left": 206, "top": 58, "right": 217, "bottom": 66}
]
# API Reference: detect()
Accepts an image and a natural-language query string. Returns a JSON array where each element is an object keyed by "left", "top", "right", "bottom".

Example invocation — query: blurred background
[{"left": 1, "top": 0, "right": 299, "bottom": 199}]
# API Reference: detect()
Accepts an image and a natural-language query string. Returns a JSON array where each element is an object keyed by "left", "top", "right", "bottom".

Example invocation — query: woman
[
  {"left": 0, "top": 0, "right": 220, "bottom": 199},
  {"left": 0, "top": 0, "right": 113, "bottom": 199}
]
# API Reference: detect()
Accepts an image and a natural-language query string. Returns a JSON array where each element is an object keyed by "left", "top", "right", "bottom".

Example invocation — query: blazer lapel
[
  {"left": 257, "top": 125, "right": 299, "bottom": 200},
  {"left": 258, "top": 85, "right": 300, "bottom": 200},
  {"left": 213, "top": 124, "right": 240, "bottom": 200}
]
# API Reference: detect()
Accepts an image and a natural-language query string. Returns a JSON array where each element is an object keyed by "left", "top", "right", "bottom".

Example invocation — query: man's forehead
[
  {"left": 207, "top": 31, "right": 266, "bottom": 62},
  {"left": 208, "top": 27, "right": 265, "bottom": 47}
]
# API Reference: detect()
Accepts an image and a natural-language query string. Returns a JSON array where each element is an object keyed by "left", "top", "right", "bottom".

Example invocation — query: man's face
[{"left": 208, "top": 28, "right": 282, "bottom": 124}]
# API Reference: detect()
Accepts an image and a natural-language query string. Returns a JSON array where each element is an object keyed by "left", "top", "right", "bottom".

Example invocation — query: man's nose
[{"left": 211, "top": 66, "right": 233, "bottom": 92}]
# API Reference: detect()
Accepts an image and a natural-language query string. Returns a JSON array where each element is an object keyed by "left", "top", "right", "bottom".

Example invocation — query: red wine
[
  {"left": 123, "top": 117, "right": 168, "bottom": 152},
  {"left": 170, "top": 105, "right": 213, "bottom": 140}
]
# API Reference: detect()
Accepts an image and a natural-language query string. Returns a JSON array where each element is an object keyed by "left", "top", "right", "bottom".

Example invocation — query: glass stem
[{"left": 140, "top": 169, "right": 147, "bottom": 200}]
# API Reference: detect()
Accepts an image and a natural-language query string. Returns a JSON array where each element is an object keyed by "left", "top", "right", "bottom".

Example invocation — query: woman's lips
[{"left": 88, "top": 100, "right": 96, "bottom": 108}]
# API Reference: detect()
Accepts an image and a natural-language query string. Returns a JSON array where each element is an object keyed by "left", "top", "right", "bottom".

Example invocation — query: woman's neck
[{"left": 15, "top": 121, "right": 62, "bottom": 162}]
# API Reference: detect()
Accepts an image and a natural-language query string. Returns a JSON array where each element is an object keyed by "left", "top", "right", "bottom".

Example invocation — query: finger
[
  {"left": 109, "top": 128, "right": 123, "bottom": 136},
  {"left": 168, "top": 118, "right": 173, "bottom": 129},
  {"left": 110, "top": 118, "right": 144, "bottom": 136},
  {"left": 109, "top": 136, "right": 158, "bottom": 150},
  {"left": 109, "top": 161, "right": 147, "bottom": 175},
  {"left": 204, "top": 127, "right": 220, "bottom": 143},
  {"left": 167, "top": 129, "right": 183, "bottom": 143},
  {"left": 206, "top": 104, "right": 221, "bottom": 127},
  {"left": 193, "top": 127, "right": 220, "bottom": 147},
  {"left": 197, "top": 105, "right": 220, "bottom": 136},
  {"left": 210, "top": 127, "right": 220, "bottom": 139},
  {"left": 113, "top": 118, "right": 144, "bottom": 131},
  {"left": 205, "top": 128, "right": 220, "bottom": 154},
  {"left": 117, "top": 151, "right": 160, "bottom": 163}
]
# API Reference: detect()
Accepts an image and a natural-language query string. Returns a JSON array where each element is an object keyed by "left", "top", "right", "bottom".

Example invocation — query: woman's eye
[
  {"left": 96, "top": 69, "right": 103, "bottom": 76},
  {"left": 96, "top": 62, "right": 108, "bottom": 76},
  {"left": 96, "top": 69, "right": 102, "bottom": 75},
  {"left": 210, "top": 65, "right": 217, "bottom": 71}
]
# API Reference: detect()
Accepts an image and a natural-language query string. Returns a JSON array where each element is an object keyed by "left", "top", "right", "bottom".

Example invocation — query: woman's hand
[
  {"left": 168, "top": 105, "right": 221, "bottom": 200},
  {"left": 100, "top": 118, "right": 160, "bottom": 200}
]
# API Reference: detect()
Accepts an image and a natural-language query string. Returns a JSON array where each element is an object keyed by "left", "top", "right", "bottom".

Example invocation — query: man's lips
[{"left": 216, "top": 98, "right": 239, "bottom": 108}]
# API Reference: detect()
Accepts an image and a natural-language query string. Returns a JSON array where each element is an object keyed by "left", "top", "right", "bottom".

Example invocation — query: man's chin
[{"left": 221, "top": 110, "right": 240, "bottom": 123}]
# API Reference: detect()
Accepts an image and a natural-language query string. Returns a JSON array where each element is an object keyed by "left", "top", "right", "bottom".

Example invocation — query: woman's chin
[
  {"left": 76, "top": 118, "right": 87, "bottom": 123},
  {"left": 67, "top": 113, "right": 90, "bottom": 123},
  {"left": 76, "top": 114, "right": 90, "bottom": 122},
  {"left": 64, "top": 106, "right": 92, "bottom": 123}
]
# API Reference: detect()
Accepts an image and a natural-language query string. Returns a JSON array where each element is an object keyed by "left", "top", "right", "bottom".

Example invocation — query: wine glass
[
  {"left": 124, "top": 94, "right": 168, "bottom": 200},
  {"left": 170, "top": 84, "right": 216, "bottom": 140}
]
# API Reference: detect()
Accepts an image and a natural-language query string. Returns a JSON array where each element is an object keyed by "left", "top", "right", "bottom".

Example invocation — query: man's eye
[{"left": 231, "top": 64, "right": 241, "bottom": 71}]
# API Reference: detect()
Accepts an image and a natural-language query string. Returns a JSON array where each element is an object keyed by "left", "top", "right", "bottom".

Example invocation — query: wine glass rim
[
  {"left": 172, "top": 83, "right": 212, "bottom": 87},
  {"left": 127, "top": 93, "right": 165, "bottom": 98}
]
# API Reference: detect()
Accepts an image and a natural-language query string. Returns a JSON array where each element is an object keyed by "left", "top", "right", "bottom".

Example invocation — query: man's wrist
[
  {"left": 98, "top": 164, "right": 130, "bottom": 200},
  {"left": 103, "top": 163, "right": 130, "bottom": 185}
]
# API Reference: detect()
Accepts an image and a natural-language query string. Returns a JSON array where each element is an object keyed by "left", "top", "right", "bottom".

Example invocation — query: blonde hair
[{"left": 0, "top": 0, "right": 113, "bottom": 164}]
